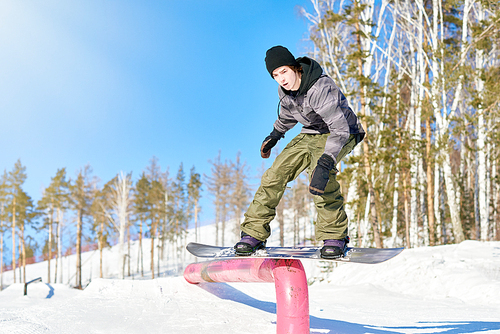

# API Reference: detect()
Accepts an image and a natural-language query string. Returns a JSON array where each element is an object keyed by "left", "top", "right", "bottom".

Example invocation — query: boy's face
[{"left": 272, "top": 66, "right": 301, "bottom": 91}]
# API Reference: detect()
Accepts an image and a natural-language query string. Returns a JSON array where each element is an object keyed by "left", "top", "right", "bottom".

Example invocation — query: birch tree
[
  {"left": 300, "top": 0, "right": 500, "bottom": 247},
  {"left": 302, "top": 0, "right": 391, "bottom": 247},
  {"left": 0, "top": 171, "right": 7, "bottom": 289},
  {"left": 106, "top": 172, "right": 133, "bottom": 279}
]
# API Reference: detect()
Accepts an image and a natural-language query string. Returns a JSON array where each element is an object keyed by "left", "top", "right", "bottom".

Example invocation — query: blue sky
[{"left": 0, "top": 0, "right": 313, "bottom": 231}]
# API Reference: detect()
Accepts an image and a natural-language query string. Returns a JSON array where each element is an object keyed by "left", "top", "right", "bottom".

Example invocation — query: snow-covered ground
[{"left": 1, "top": 222, "right": 499, "bottom": 333}]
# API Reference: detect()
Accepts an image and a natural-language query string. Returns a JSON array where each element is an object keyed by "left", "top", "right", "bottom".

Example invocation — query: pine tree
[
  {"left": 187, "top": 167, "right": 202, "bottom": 243},
  {"left": 91, "top": 176, "right": 116, "bottom": 278},
  {"left": 5, "top": 160, "right": 36, "bottom": 284},
  {"left": 0, "top": 171, "right": 8, "bottom": 289},
  {"left": 37, "top": 187, "right": 55, "bottom": 283},
  {"left": 133, "top": 172, "right": 150, "bottom": 277},
  {"left": 171, "top": 163, "right": 187, "bottom": 241},
  {"left": 37, "top": 168, "right": 70, "bottom": 283},
  {"left": 229, "top": 152, "right": 251, "bottom": 241},
  {"left": 15, "top": 188, "right": 36, "bottom": 283},
  {"left": 145, "top": 156, "right": 166, "bottom": 279},
  {"left": 7, "top": 159, "right": 27, "bottom": 283},
  {"left": 69, "top": 165, "right": 95, "bottom": 288}
]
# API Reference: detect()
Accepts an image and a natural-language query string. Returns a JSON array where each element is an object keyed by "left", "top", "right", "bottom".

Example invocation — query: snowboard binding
[
  {"left": 320, "top": 236, "right": 350, "bottom": 259},
  {"left": 234, "top": 235, "right": 266, "bottom": 256}
]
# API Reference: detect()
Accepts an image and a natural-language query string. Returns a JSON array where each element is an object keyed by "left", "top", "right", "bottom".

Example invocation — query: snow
[{"left": 1, "top": 223, "right": 499, "bottom": 333}]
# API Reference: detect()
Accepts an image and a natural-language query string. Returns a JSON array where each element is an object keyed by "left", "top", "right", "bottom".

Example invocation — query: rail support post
[
  {"left": 24, "top": 277, "right": 42, "bottom": 296},
  {"left": 184, "top": 258, "right": 309, "bottom": 334}
]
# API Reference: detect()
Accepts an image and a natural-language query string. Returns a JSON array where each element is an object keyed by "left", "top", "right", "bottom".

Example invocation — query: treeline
[
  {"left": 4, "top": 0, "right": 500, "bottom": 287},
  {"left": 0, "top": 157, "right": 203, "bottom": 288},
  {"left": 301, "top": 0, "right": 500, "bottom": 247},
  {"left": 0, "top": 151, "right": 327, "bottom": 288}
]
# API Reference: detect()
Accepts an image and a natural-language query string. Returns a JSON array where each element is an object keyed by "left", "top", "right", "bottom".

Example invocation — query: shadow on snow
[{"left": 198, "top": 282, "right": 500, "bottom": 334}]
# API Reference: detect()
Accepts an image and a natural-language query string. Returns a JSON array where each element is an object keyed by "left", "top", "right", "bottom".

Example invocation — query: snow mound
[
  {"left": 314, "top": 240, "right": 500, "bottom": 306},
  {"left": 1, "top": 240, "right": 499, "bottom": 333}
]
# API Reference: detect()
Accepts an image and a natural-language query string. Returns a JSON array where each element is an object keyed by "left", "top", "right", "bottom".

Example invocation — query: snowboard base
[{"left": 186, "top": 242, "right": 403, "bottom": 264}]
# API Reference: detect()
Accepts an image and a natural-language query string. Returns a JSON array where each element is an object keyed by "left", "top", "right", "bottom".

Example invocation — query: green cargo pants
[{"left": 241, "top": 133, "right": 358, "bottom": 242}]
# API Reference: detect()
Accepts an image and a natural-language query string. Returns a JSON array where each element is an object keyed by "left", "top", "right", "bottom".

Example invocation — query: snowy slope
[{"left": 1, "top": 223, "right": 499, "bottom": 333}]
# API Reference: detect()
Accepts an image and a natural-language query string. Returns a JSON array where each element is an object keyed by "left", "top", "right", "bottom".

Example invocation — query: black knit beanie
[{"left": 265, "top": 46, "right": 299, "bottom": 77}]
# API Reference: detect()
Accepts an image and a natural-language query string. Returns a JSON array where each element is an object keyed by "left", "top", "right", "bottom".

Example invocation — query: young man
[{"left": 234, "top": 46, "right": 365, "bottom": 259}]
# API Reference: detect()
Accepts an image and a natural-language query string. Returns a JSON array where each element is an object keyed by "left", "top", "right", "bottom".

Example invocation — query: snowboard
[{"left": 186, "top": 242, "right": 403, "bottom": 264}]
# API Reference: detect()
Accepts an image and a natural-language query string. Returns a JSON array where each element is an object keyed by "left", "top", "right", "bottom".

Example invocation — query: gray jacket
[{"left": 273, "top": 59, "right": 364, "bottom": 164}]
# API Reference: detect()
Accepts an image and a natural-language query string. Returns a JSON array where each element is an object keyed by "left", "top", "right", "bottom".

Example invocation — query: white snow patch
[{"left": 1, "top": 223, "right": 499, "bottom": 333}]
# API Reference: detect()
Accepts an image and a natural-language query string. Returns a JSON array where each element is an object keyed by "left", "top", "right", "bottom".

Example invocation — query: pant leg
[
  {"left": 240, "top": 134, "right": 311, "bottom": 241},
  {"left": 241, "top": 133, "right": 359, "bottom": 242},
  {"left": 310, "top": 134, "right": 358, "bottom": 241}
]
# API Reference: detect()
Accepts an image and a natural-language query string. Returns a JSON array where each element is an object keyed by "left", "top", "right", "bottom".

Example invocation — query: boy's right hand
[{"left": 261, "top": 128, "right": 284, "bottom": 158}]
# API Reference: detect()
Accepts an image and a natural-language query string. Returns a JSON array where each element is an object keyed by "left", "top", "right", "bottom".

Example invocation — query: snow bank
[
  {"left": 311, "top": 240, "right": 500, "bottom": 306},
  {"left": 1, "top": 236, "right": 499, "bottom": 334}
]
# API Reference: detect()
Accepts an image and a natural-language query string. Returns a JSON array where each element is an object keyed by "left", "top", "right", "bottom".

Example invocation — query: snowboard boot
[
  {"left": 234, "top": 234, "right": 266, "bottom": 256},
  {"left": 320, "top": 236, "right": 349, "bottom": 259}
]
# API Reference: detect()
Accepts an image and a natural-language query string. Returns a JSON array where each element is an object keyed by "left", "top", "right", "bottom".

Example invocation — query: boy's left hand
[{"left": 309, "top": 154, "right": 337, "bottom": 195}]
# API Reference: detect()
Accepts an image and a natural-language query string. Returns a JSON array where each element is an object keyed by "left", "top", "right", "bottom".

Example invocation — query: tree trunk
[
  {"left": 127, "top": 225, "right": 131, "bottom": 277},
  {"left": 403, "top": 171, "right": 411, "bottom": 249},
  {"left": 391, "top": 163, "right": 400, "bottom": 248},
  {"left": 496, "top": 162, "right": 500, "bottom": 241},
  {"left": 194, "top": 199, "right": 199, "bottom": 243},
  {"left": 151, "top": 221, "right": 156, "bottom": 279},
  {"left": 442, "top": 156, "right": 465, "bottom": 243},
  {"left": 17, "top": 237, "right": 21, "bottom": 282},
  {"left": 1, "top": 216, "right": 3, "bottom": 290},
  {"left": 99, "top": 219, "right": 104, "bottom": 278},
  {"left": 21, "top": 225, "right": 26, "bottom": 284},
  {"left": 156, "top": 224, "right": 160, "bottom": 277},
  {"left": 475, "top": 3, "right": 488, "bottom": 241},
  {"left": 354, "top": 3, "right": 382, "bottom": 248},
  {"left": 11, "top": 198, "right": 16, "bottom": 283},
  {"left": 426, "top": 117, "right": 436, "bottom": 245},
  {"left": 215, "top": 210, "right": 219, "bottom": 246},
  {"left": 361, "top": 191, "right": 371, "bottom": 247},
  {"left": 48, "top": 209, "right": 52, "bottom": 284},
  {"left": 345, "top": 167, "right": 359, "bottom": 247},
  {"left": 434, "top": 163, "right": 442, "bottom": 243},
  {"left": 139, "top": 221, "right": 143, "bottom": 277},
  {"left": 76, "top": 209, "right": 82, "bottom": 289},
  {"left": 57, "top": 208, "right": 63, "bottom": 283},
  {"left": 54, "top": 210, "right": 59, "bottom": 284},
  {"left": 410, "top": 149, "right": 419, "bottom": 248}
]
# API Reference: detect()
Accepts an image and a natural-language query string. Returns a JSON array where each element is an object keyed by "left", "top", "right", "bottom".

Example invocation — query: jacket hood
[{"left": 280, "top": 57, "right": 324, "bottom": 96}]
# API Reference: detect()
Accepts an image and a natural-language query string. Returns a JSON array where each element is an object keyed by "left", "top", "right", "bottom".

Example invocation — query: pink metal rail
[{"left": 184, "top": 258, "right": 310, "bottom": 334}]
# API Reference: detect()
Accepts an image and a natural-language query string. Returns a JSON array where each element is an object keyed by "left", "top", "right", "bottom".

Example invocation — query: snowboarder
[{"left": 234, "top": 45, "right": 365, "bottom": 259}]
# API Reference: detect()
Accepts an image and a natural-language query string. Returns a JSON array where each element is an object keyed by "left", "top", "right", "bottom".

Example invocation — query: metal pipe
[
  {"left": 184, "top": 258, "right": 309, "bottom": 334},
  {"left": 24, "top": 277, "right": 42, "bottom": 296}
]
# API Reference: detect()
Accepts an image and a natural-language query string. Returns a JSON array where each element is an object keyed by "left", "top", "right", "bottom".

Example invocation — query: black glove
[
  {"left": 309, "top": 154, "right": 337, "bottom": 195},
  {"left": 261, "top": 128, "right": 284, "bottom": 158}
]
